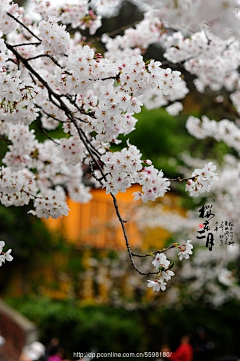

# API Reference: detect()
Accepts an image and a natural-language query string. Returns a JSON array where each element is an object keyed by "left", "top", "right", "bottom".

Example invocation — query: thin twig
[
  {"left": 80, "top": 128, "right": 102, "bottom": 159},
  {"left": 71, "top": 119, "right": 104, "bottom": 172},
  {"left": 6, "top": 12, "right": 42, "bottom": 42},
  {"left": 27, "top": 53, "right": 63, "bottom": 68},
  {"left": 64, "top": 94, "right": 96, "bottom": 119},
  {"left": 21, "top": 189, "right": 38, "bottom": 199},
  {"left": 5, "top": 42, "right": 71, "bottom": 116},
  {"left": 11, "top": 41, "right": 41, "bottom": 47},
  {"left": 110, "top": 192, "right": 158, "bottom": 275},
  {"left": 131, "top": 244, "right": 177, "bottom": 258},
  {"left": 71, "top": 118, "right": 154, "bottom": 275},
  {"left": 35, "top": 104, "right": 69, "bottom": 124},
  {"left": 38, "top": 119, "right": 60, "bottom": 145},
  {"left": 168, "top": 175, "right": 198, "bottom": 182},
  {"left": 89, "top": 73, "right": 120, "bottom": 82},
  {"left": 95, "top": 20, "right": 141, "bottom": 42}
]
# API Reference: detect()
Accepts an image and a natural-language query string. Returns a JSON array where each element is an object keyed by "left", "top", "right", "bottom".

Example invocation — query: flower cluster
[
  {"left": 133, "top": 166, "right": 170, "bottom": 202},
  {"left": 33, "top": 0, "right": 101, "bottom": 35},
  {"left": 0, "top": 240, "right": 13, "bottom": 267},
  {"left": 101, "top": 144, "right": 170, "bottom": 202},
  {"left": 166, "top": 101, "right": 183, "bottom": 116},
  {"left": 156, "top": 0, "right": 240, "bottom": 40},
  {"left": 103, "top": 10, "right": 163, "bottom": 60},
  {"left": 38, "top": 16, "right": 70, "bottom": 56},
  {"left": 163, "top": 30, "right": 240, "bottom": 92},
  {"left": 186, "top": 116, "right": 240, "bottom": 154},
  {"left": 0, "top": 0, "right": 19, "bottom": 34},
  {"left": 148, "top": 252, "right": 175, "bottom": 292},
  {"left": 147, "top": 241, "right": 193, "bottom": 292},
  {"left": 29, "top": 187, "right": 69, "bottom": 219},
  {"left": 185, "top": 162, "right": 219, "bottom": 197},
  {"left": 101, "top": 144, "right": 142, "bottom": 195},
  {"left": 0, "top": 0, "right": 231, "bottom": 279},
  {"left": 0, "top": 69, "right": 39, "bottom": 126},
  {"left": 178, "top": 240, "right": 193, "bottom": 261}
]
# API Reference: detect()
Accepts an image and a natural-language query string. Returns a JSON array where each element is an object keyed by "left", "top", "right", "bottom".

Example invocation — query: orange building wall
[{"left": 44, "top": 184, "right": 142, "bottom": 250}]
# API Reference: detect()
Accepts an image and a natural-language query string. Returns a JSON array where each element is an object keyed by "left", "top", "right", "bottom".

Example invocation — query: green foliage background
[{"left": 4, "top": 296, "right": 240, "bottom": 359}]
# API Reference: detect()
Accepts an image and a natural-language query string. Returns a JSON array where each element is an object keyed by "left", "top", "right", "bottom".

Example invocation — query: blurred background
[{"left": 0, "top": 1, "right": 240, "bottom": 361}]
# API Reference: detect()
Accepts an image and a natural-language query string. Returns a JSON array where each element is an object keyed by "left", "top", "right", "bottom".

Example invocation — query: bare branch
[{"left": 110, "top": 193, "right": 158, "bottom": 276}]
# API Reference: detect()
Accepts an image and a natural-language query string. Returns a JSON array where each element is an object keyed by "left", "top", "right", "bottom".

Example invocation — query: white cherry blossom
[
  {"left": 147, "top": 279, "right": 166, "bottom": 292},
  {"left": 178, "top": 240, "right": 194, "bottom": 261},
  {"left": 152, "top": 252, "right": 170, "bottom": 269}
]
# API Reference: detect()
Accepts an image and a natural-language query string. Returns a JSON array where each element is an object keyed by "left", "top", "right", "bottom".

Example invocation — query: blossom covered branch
[{"left": 3, "top": 0, "right": 238, "bottom": 291}]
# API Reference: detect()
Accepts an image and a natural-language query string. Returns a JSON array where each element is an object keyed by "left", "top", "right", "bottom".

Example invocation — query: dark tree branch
[
  {"left": 11, "top": 41, "right": 41, "bottom": 47},
  {"left": 6, "top": 12, "right": 42, "bottom": 42},
  {"left": 38, "top": 119, "right": 60, "bottom": 145},
  {"left": 131, "top": 244, "right": 178, "bottom": 258},
  {"left": 26, "top": 53, "right": 64, "bottom": 68},
  {"left": 95, "top": 20, "right": 141, "bottom": 42},
  {"left": 35, "top": 104, "right": 69, "bottom": 123}
]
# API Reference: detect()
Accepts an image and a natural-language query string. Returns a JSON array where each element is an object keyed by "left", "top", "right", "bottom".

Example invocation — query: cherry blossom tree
[{"left": 1, "top": 0, "right": 239, "bottom": 293}]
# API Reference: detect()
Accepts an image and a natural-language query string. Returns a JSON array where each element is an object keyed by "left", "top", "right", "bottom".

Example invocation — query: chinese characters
[
  {"left": 214, "top": 221, "right": 235, "bottom": 246},
  {"left": 197, "top": 205, "right": 234, "bottom": 250},
  {"left": 197, "top": 204, "right": 215, "bottom": 251}
]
